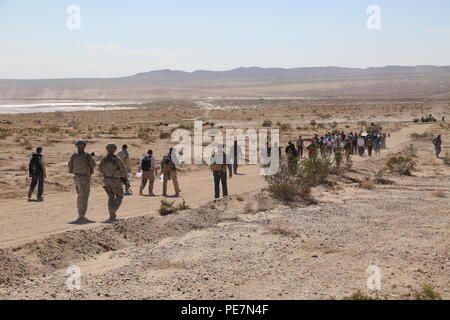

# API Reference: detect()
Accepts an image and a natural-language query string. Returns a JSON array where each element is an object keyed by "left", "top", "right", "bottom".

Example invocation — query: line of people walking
[
  {"left": 27, "top": 140, "right": 241, "bottom": 222},
  {"left": 283, "top": 131, "right": 386, "bottom": 168}
]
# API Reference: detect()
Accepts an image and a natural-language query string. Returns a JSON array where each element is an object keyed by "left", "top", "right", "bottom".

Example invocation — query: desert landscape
[{"left": 0, "top": 95, "right": 449, "bottom": 300}]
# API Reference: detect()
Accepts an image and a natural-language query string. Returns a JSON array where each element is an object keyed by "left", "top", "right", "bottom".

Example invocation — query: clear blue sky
[{"left": 1, "top": 0, "right": 450, "bottom": 79}]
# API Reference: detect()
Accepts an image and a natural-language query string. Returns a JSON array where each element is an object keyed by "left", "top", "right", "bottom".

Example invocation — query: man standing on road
[
  {"left": 99, "top": 143, "right": 128, "bottom": 220},
  {"left": 139, "top": 149, "right": 157, "bottom": 196},
  {"left": 160, "top": 148, "right": 181, "bottom": 197},
  {"left": 210, "top": 145, "right": 233, "bottom": 199},
  {"left": 117, "top": 144, "right": 132, "bottom": 195},
  {"left": 28, "top": 147, "right": 46, "bottom": 202},
  {"left": 68, "top": 140, "right": 96, "bottom": 221}
]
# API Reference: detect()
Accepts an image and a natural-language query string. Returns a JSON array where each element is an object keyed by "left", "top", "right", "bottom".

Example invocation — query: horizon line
[{"left": 2, "top": 64, "right": 450, "bottom": 81}]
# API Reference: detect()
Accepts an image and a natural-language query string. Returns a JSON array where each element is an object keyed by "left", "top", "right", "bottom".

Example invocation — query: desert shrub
[
  {"left": 262, "top": 120, "right": 273, "bottom": 127},
  {"left": 109, "top": 125, "right": 120, "bottom": 134},
  {"left": 264, "top": 158, "right": 334, "bottom": 202},
  {"left": 0, "top": 129, "right": 12, "bottom": 140},
  {"left": 343, "top": 291, "right": 375, "bottom": 300},
  {"left": 386, "top": 155, "right": 416, "bottom": 175},
  {"left": 279, "top": 123, "right": 291, "bottom": 131},
  {"left": 159, "top": 199, "right": 190, "bottom": 216},
  {"left": 404, "top": 144, "right": 418, "bottom": 157},
  {"left": 177, "top": 122, "right": 194, "bottom": 130},
  {"left": 359, "top": 179, "right": 375, "bottom": 190},
  {"left": 329, "top": 121, "right": 338, "bottom": 129},
  {"left": 414, "top": 284, "right": 442, "bottom": 300},
  {"left": 302, "top": 158, "right": 333, "bottom": 186},
  {"left": 264, "top": 161, "right": 311, "bottom": 202},
  {"left": 159, "top": 200, "right": 177, "bottom": 216},
  {"left": 374, "top": 168, "right": 393, "bottom": 185},
  {"left": 309, "top": 119, "right": 317, "bottom": 127},
  {"left": 48, "top": 126, "right": 60, "bottom": 134},
  {"left": 159, "top": 131, "right": 171, "bottom": 139},
  {"left": 264, "top": 221, "right": 300, "bottom": 238},
  {"left": 176, "top": 199, "right": 190, "bottom": 211},
  {"left": 68, "top": 120, "right": 80, "bottom": 129}
]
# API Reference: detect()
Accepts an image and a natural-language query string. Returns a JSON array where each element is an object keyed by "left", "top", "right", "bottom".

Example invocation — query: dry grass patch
[
  {"left": 432, "top": 190, "right": 446, "bottom": 198},
  {"left": 359, "top": 180, "right": 375, "bottom": 190},
  {"left": 413, "top": 284, "right": 442, "bottom": 300},
  {"left": 264, "top": 221, "right": 300, "bottom": 238}
]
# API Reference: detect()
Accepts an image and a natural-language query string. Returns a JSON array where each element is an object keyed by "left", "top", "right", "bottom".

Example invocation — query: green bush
[
  {"left": 159, "top": 131, "right": 171, "bottom": 139},
  {"left": 264, "top": 161, "right": 310, "bottom": 202},
  {"left": 262, "top": 120, "right": 273, "bottom": 127},
  {"left": 159, "top": 199, "right": 190, "bottom": 216},
  {"left": 414, "top": 284, "right": 442, "bottom": 300},
  {"left": 302, "top": 158, "right": 333, "bottom": 186},
  {"left": 279, "top": 123, "right": 292, "bottom": 131},
  {"left": 264, "top": 157, "right": 334, "bottom": 202},
  {"left": 386, "top": 155, "right": 416, "bottom": 175}
]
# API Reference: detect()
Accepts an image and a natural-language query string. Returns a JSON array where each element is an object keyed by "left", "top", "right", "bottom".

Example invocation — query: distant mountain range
[{"left": 1, "top": 66, "right": 450, "bottom": 100}]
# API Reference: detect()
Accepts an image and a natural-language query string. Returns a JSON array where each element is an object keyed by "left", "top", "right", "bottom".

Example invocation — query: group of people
[
  {"left": 67, "top": 142, "right": 183, "bottom": 222},
  {"left": 27, "top": 140, "right": 243, "bottom": 222},
  {"left": 283, "top": 131, "right": 385, "bottom": 168}
]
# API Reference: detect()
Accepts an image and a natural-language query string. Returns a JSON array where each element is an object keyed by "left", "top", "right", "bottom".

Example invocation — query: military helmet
[
  {"left": 75, "top": 140, "right": 86, "bottom": 147},
  {"left": 106, "top": 143, "right": 117, "bottom": 151}
]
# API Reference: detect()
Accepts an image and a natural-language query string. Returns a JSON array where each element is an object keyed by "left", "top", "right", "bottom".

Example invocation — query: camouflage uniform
[
  {"left": 162, "top": 165, "right": 180, "bottom": 197},
  {"left": 99, "top": 148, "right": 128, "bottom": 219},
  {"left": 68, "top": 145, "right": 96, "bottom": 219}
]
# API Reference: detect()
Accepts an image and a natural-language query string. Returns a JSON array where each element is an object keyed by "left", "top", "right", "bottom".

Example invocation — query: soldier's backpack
[
  {"left": 141, "top": 155, "right": 153, "bottom": 172},
  {"left": 29, "top": 154, "right": 43, "bottom": 176},
  {"left": 71, "top": 153, "right": 92, "bottom": 175}
]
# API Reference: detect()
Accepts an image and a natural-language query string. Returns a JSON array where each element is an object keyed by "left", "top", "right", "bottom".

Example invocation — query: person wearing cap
[
  {"left": 68, "top": 140, "right": 96, "bottom": 221},
  {"left": 28, "top": 146, "right": 46, "bottom": 201},
  {"left": 117, "top": 144, "right": 132, "bottom": 195},
  {"left": 99, "top": 143, "right": 128, "bottom": 220},
  {"left": 138, "top": 149, "right": 156, "bottom": 196}
]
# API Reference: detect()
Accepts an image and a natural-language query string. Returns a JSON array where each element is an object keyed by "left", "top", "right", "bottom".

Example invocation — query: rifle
[{"left": 121, "top": 178, "right": 133, "bottom": 194}]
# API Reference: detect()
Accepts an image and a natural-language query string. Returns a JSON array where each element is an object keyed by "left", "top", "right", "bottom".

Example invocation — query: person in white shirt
[{"left": 357, "top": 136, "right": 366, "bottom": 157}]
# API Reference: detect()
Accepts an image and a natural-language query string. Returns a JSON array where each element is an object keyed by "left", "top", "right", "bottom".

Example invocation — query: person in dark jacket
[{"left": 28, "top": 147, "right": 46, "bottom": 201}]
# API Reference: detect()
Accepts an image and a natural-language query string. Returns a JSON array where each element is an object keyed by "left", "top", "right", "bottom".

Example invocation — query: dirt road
[{"left": 0, "top": 123, "right": 429, "bottom": 249}]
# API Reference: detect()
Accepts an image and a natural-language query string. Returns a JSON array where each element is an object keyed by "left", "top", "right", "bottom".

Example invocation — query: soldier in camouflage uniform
[
  {"left": 99, "top": 143, "right": 128, "bottom": 220},
  {"left": 68, "top": 140, "right": 96, "bottom": 221}
]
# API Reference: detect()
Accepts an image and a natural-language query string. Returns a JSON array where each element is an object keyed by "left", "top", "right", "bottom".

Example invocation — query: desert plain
[{"left": 0, "top": 97, "right": 449, "bottom": 300}]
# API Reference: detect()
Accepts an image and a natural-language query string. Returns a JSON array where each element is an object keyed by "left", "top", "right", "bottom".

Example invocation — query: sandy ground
[{"left": 0, "top": 101, "right": 449, "bottom": 300}]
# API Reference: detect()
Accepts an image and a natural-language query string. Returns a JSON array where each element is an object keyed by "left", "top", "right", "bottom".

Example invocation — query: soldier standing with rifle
[{"left": 68, "top": 140, "right": 96, "bottom": 221}]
